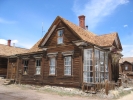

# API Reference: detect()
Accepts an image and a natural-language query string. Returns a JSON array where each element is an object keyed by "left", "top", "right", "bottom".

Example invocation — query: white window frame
[
  {"left": 83, "top": 49, "right": 93, "bottom": 83},
  {"left": 57, "top": 30, "right": 63, "bottom": 44},
  {"left": 35, "top": 59, "right": 41, "bottom": 75},
  {"left": 23, "top": 60, "right": 28, "bottom": 75},
  {"left": 49, "top": 57, "right": 56, "bottom": 75},
  {"left": 64, "top": 56, "right": 72, "bottom": 76}
]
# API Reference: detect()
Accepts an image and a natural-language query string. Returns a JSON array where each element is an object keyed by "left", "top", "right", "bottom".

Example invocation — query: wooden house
[
  {"left": 7, "top": 15, "right": 122, "bottom": 88},
  {"left": 119, "top": 57, "right": 133, "bottom": 78},
  {"left": 0, "top": 40, "right": 28, "bottom": 78}
]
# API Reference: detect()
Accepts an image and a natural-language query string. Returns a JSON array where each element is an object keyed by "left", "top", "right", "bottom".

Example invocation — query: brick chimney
[
  {"left": 78, "top": 15, "right": 85, "bottom": 29},
  {"left": 7, "top": 40, "right": 11, "bottom": 46}
]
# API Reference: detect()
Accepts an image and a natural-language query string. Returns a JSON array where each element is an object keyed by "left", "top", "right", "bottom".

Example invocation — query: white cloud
[
  {"left": 12, "top": 40, "right": 18, "bottom": 44},
  {"left": 0, "top": 17, "right": 17, "bottom": 24},
  {"left": 0, "top": 39, "right": 19, "bottom": 46},
  {"left": 0, "top": 39, "right": 7, "bottom": 45},
  {"left": 73, "top": 0, "right": 129, "bottom": 29},
  {"left": 123, "top": 24, "right": 128, "bottom": 27},
  {"left": 122, "top": 45, "right": 133, "bottom": 57}
]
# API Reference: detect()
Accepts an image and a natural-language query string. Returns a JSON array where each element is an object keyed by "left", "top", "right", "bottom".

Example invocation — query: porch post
[
  {"left": 79, "top": 46, "right": 83, "bottom": 87},
  {"left": 6, "top": 58, "right": 9, "bottom": 79}
]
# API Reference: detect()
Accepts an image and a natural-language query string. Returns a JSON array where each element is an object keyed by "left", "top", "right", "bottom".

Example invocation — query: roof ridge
[
  {"left": 59, "top": 16, "right": 97, "bottom": 36},
  {"left": 0, "top": 44, "right": 29, "bottom": 50}
]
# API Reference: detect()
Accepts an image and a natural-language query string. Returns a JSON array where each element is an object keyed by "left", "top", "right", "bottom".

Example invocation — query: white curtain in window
[
  {"left": 64, "top": 56, "right": 71, "bottom": 75},
  {"left": 50, "top": 58, "right": 55, "bottom": 75},
  {"left": 36, "top": 59, "right": 41, "bottom": 75}
]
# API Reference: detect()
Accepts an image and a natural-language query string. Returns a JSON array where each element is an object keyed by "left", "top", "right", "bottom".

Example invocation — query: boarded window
[
  {"left": 49, "top": 57, "right": 56, "bottom": 75},
  {"left": 64, "top": 56, "right": 72, "bottom": 75}
]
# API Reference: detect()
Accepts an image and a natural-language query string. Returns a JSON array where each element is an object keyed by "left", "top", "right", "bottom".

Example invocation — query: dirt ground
[
  {"left": 117, "top": 91, "right": 133, "bottom": 100},
  {"left": 0, "top": 79, "right": 133, "bottom": 100},
  {"left": 0, "top": 79, "right": 99, "bottom": 100}
]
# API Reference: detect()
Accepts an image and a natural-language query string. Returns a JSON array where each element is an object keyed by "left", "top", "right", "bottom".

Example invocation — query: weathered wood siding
[
  {"left": 7, "top": 58, "right": 17, "bottom": 79},
  {"left": 121, "top": 62, "right": 133, "bottom": 74},
  {"left": 42, "top": 45, "right": 81, "bottom": 87},
  {"left": 16, "top": 21, "right": 82, "bottom": 87},
  {"left": 17, "top": 55, "right": 43, "bottom": 85},
  {"left": 45, "top": 21, "right": 80, "bottom": 47}
]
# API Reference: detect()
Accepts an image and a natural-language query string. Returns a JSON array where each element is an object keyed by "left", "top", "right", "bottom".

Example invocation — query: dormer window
[{"left": 57, "top": 30, "right": 63, "bottom": 44}]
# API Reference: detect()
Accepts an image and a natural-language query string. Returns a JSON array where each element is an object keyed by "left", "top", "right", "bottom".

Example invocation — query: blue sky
[{"left": 0, "top": 0, "right": 133, "bottom": 57}]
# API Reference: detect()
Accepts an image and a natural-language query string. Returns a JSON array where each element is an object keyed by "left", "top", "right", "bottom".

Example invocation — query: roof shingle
[{"left": 0, "top": 44, "right": 29, "bottom": 57}]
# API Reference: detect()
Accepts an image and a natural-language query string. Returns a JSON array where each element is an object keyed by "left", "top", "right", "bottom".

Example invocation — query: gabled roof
[
  {"left": 38, "top": 16, "right": 122, "bottom": 50},
  {"left": 28, "top": 39, "right": 43, "bottom": 53},
  {"left": 95, "top": 32, "right": 120, "bottom": 47},
  {"left": 0, "top": 44, "right": 29, "bottom": 57},
  {"left": 119, "top": 57, "right": 133, "bottom": 64}
]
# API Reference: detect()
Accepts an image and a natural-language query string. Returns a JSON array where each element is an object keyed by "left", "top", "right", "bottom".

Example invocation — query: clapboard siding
[
  {"left": 7, "top": 58, "right": 17, "bottom": 79},
  {"left": 45, "top": 21, "right": 80, "bottom": 47}
]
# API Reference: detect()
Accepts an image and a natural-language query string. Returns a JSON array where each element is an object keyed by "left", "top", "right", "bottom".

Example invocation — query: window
[
  {"left": 105, "top": 52, "right": 109, "bottom": 79},
  {"left": 49, "top": 58, "right": 56, "bottom": 75},
  {"left": 57, "top": 30, "right": 63, "bottom": 44},
  {"left": 83, "top": 48, "right": 109, "bottom": 83},
  {"left": 95, "top": 49, "right": 100, "bottom": 82},
  {"left": 83, "top": 49, "right": 93, "bottom": 83},
  {"left": 23, "top": 60, "right": 28, "bottom": 75},
  {"left": 64, "top": 56, "right": 72, "bottom": 75},
  {"left": 100, "top": 51, "right": 105, "bottom": 82},
  {"left": 35, "top": 59, "right": 41, "bottom": 75},
  {"left": 125, "top": 65, "right": 128, "bottom": 70}
]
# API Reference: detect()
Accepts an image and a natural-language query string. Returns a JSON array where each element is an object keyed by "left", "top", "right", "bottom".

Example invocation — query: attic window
[{"left": 57, "top": 30, "right": 63, "bottom": 44}]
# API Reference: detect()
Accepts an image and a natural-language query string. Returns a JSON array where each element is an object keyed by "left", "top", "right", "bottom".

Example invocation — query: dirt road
[
  {"left": 0, "top": 79, "right": 133, "bottom": 100},
  {"left": 117, "top": 91, "right": 133, "bottom": 100},
  {"left": 0, "top": 79, "right": 98, "bottom": 100}
]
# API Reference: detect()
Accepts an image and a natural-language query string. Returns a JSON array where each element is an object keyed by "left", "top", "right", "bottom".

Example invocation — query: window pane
[
  {"left": 58, "top": 37, "right": 63, "bottom": 44},
  {"left": 50, "top": 58, "right": 55, "bottom": 75},
  {"left": 64, "top": 56, "right": 71, "bottom": 75},
  {"left": 83, "top": 49, "right": 93, "bottom": 83},
  {"left": 100, "top": 72, "right": 104, "bottom": 82},
  {"left": 57, "top": 30, "right": 63, "bottom": 44},
  {"left": 35, "top": 59, "right": 41, "bottom": 74},
  {"left": 36, "top": 66, "right": 40, "bottom": 74},
  {"left": 105, "top": 52, "right": 108, "bottom": 72},
  {"left": 23, "top": 60, "right": 28, "bottom": 74},
  {"left": 58, "top": 30, "right": 63, "bottom": 36}
]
